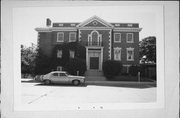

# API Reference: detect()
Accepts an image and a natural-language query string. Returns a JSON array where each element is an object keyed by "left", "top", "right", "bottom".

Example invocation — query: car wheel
[
  {"left": 44, "top": 80, "right": 51, "bottom": 85},
  {"left": 72, "top": 80, "right": 80, "bottom": 86}
]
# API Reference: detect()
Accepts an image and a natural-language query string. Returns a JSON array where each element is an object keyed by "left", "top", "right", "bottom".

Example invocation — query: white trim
[
  {"left": 57, "top": 50, "right": 62, "bottom": 58},
  {"left": 52, "top": 27, "right": 77, "bottom": 31},
  {"left": 122, "top": 64, "right": 131, "bottom": 73},
  {"left": 35, "top": 27, "right": 78, "bottom": 32},
  {"left": 114, "top": 47, "right": 122, "bottom": 61},
  {"left": 69, "top": 50, "right": 75, "bottom": 58},
  {"left": 69, "top": 32, "right": 76, "bottom": 42},
  {"left": 114, "top": 33, "right": 121, "bottom": 43},
  {"left": 109, "top": 30, "right": 112, "bottom": 59},
  {"left": 113, "top": 28, "right": 142, "bottom": 32},
  {"left": 78, "top": 29, "right": 81, "bottom": 41},
  {"left": 123, "top": 64, "right": 131, "bottom": 67},
  {"left": 57, "top": 66, "right": 62, "bottom": 71},
  {"left": 35, "top": 28, "right": 51, "bottom": 32},
  {"left": 86, "top": 47, "right": 104, "bottom": 70},
  {"left": 100, "top": 47, "right": 103, "bottom": 70},
  {"left": 126, "top": 33, "right": 134, "bottom": 43},
  {"left": 126, "top": 47, "right": 134, "bottom": 61},
  {"left": 57, "top": 32, "right": 64, "bottom": 42},
  {"left": 88, "top": 30, "right": 101, "bottom": 46},
  {"left": 78, "top": 27, "right": 113, "bottom": 30},
  {"left": 86, "top": 47, "right": 89, "bottom": 70},
  {"left": 77, "top": 15, "right": 114, "bottom": 28}
]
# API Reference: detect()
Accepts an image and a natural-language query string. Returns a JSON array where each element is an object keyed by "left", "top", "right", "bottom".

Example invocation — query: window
[
  {"left": 69, "top": 50, "right": 75, "bottom": 58},
  {"left": 88, "top": 30, "right": 102, "bottom": 46},
  {"left": 52, "top": 73, "right": 59, "bottom": 76},
  {"left": 114, "top": 33, "right": 121, "bottom": 42},
  {"left": 114, "top": 47, "right": 121, "bottom": 60},
  {"left": 69, "top": 32, "right": 76, "bottom": 42},
  {"left": 57, "top": 66, "right": 62, "bottom": 71},
  {"left": 92, "top": 31, "right": 98, "bottom": 42},
  {"left": 126, "top": 33, "right": 133, "bottom": 43},
  {"left": 57, "top": 50, "right": 62, "bottom": 58},
  {"left": 57, "top": 32, "right": 64, "bottom": 42},
  {"left": 127, "top": 48, "right": 134, "bottom": 61},
  {"left": 60, "top": 73, "right": 66, "bottom": 76},
  {"left": 123, "top": 64, "right": 130, "bottom": 73}
]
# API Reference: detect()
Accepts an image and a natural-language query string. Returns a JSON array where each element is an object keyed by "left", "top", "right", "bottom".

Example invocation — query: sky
[{"left": 13, "top": 6, "right": 158, "bottom": 47}]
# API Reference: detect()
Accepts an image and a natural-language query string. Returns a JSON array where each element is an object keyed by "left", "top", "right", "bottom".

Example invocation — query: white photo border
[{"left": 1, "top": 1, "right": 179, "bottom": 118}]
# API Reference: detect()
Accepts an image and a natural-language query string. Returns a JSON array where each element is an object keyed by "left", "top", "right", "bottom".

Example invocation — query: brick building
[{"left": 35, "top": 16, "right": 142, "bottom": 73}]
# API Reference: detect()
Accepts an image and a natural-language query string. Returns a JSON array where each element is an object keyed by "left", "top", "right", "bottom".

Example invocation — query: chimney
[{"left": 46, "top": 18, "right": 51, "bottom": 27}]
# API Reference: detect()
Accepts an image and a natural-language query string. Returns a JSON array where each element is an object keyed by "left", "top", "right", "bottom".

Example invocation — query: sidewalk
[{"left": 85, "top": 80, "right": 156, "bottom": 88}]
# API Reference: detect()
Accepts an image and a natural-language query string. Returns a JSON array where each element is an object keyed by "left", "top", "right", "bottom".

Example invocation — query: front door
[{"left": 90, "top": 57, "right": 99, "bottom": 69}]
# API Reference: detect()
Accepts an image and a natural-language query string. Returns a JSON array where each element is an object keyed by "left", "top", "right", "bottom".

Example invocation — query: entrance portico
[{"left": 86, "top": 47, "right": 103, "bottom": 70}]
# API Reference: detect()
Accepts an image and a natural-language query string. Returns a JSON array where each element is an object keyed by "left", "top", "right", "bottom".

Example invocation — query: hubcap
[{"left": 74, "top": 81, "right": 79, "bottom": 85}]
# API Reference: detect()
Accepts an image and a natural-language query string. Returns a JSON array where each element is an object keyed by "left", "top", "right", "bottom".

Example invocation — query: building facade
[{"left": 35, "top": 16, "right": 142, "bottom": 72}]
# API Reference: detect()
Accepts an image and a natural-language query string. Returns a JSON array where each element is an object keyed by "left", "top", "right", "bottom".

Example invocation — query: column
[
  {"left": 86, "top": 47, "right": 89, "bottom": 70},
  {"left": 100, "top": 47, "right": 103, "bottom": 70}
]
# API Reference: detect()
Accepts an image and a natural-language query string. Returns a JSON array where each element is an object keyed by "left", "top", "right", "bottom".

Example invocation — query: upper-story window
[
  {"left": 88, "top": 30, "right": 102, "bottom": 46},
  {"left": 69, "top": 32, "right": 76, "bottom": 42},
  {"left": 57, "top": 66, "right": 62, "bottom": 71},
  {"left": 127, "top": 48, "right": 134, "bottom": 61},
  {"left": 114, "top": 47, "right": 121, "bottom": 60},
  {"left": 69, "top": 50, "right": 75, "bottom": 58},
  {"left": 57, "top": 32, "right": 64, "bottom": 42},
  {"left": 114, "top": 33, "right": 121, "bottom": 43},
  {"left": 57, "top": 50, "right": 62, "bottom": 58},
  {"left": 126, "top": 33, "right": 133, "bottom": 43}
]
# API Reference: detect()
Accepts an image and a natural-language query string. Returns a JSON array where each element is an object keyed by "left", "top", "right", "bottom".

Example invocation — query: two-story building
[{"left": 35, "top": 16, "right": 142, "bottom": 73}]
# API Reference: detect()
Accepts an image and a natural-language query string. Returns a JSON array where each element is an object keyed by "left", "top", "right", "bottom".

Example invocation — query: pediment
[{"left": 77, "top": 16, "right": 114, "bottom": 28}]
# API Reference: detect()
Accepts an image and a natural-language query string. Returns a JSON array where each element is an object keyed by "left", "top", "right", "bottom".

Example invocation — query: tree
[
  {"left": 34, "top": 48, "right": 52, "bottom": 75},
  {"left": 65, "top": 58, "right": 87, "bottom": 76},
  {"left": 21, "top": 44, "right": 37, "bottom": 77},
  {"left": 139, "top": 36, "right": 156, "bottom": 63}
]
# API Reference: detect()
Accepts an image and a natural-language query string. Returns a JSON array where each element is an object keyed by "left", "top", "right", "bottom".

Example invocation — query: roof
[
  {"left": 111, "top": 23, "right": 139, "bottom": 28},
  {"left": 53, "top": 23, "right": 79, "bottom": 27}
]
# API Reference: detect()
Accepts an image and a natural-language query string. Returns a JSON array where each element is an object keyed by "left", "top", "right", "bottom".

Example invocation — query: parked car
[{"left": 41, "top": 71, "right": 85, "bottom": 86}]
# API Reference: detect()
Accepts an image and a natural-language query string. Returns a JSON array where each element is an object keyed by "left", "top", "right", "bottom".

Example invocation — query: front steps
[{"left": 84, "top": 70, "right": 106, "bottom": 81}]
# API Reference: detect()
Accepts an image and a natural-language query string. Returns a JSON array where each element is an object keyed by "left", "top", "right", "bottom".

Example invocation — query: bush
[
  {"left": 65, "top": 58, "right": 86, "bottom": 76},
  {"left": 50, "top": 42, "right": 86, "bottom": 71},
  {"left": 129, "top": 65, "right": 140, "bottom": 76},
  {"left": 102, "top": 60, "right": 122, "bottom": 79}
]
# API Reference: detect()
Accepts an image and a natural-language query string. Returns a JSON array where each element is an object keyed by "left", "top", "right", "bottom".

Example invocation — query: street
[{"left": 21, "top": 80, "right": 156, "bottom": 105}]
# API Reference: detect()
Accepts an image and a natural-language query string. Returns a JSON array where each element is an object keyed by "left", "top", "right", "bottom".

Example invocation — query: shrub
[
  {"left": 65, "top": 58, "right": 86, "bottom": 76},
  {"left": 102, "top": 60, "right": 122, "bottom": 79},
  {"left": 129, "top": 65, "right": 140, "bottom": 76},
  {"left": 34, "top": 49, "right": 52, "bottom": 75}
]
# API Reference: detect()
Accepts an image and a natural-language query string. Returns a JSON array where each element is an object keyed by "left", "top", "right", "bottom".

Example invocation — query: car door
[
  {"left": 51, "top": 73, "right": 64, "bottom": 84},
  {"left": 59, "top": 73, "right": 69, "bottom": 84},
  {"left": 51, "top": 73, "right": 59, "bottom": 83}
]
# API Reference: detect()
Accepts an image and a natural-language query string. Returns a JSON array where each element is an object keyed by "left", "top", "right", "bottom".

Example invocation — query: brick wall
[
  {"left": 51, "top": 31, "right": 78, "bottom": 45},
  {"left": 38, "top": 32, "right": 53, "bottom": 57},
  {"left": 38, "top": 30, "right": 139, "bottom": 66},
  {"left": 112, "top": 32, "right": 139, "bottom": 65}
]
